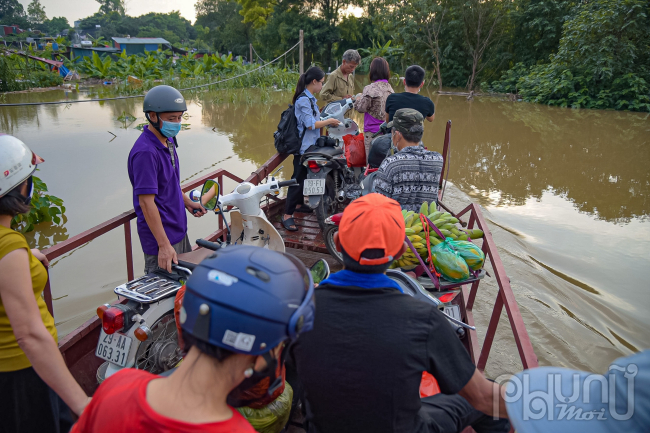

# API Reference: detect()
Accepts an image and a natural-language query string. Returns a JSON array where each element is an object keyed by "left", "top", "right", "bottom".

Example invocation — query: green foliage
[
  {"left": 11, "top": 175, "right": 66, "bottom": 233},
  {"left": 96, "top": 0, "right": 125, "bottom": 15},
  {"left": 0, "top": 0, "right": 28, "bottom": 28},
  {"left": 42, "top": 16, "right": 70, "bottom": 35},
  {"left": 490, "top": 0, "right": 650, "bottom": 111},
  {"left": 30, "top": 70, "right": 63, "bottom": 87},
  {"left": 357, "top": 40, "right": 403, "bottom": 74},
  {"left": 237, "top": 0, "right": 276, "bottom": 28},
  {"left": 27, "top": 0, "right": 47, "bottom": 25},
  {"left": 0, "top": 54, "right": 28, "bottom": 92}
]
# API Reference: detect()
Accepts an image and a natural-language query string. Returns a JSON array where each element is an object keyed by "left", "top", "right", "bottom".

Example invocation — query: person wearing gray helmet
[{"left": 128, "top": 85, "right": 207, "bottom": 275}]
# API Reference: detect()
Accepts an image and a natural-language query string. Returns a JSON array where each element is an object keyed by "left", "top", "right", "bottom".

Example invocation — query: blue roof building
[{"left": 112, "top": 37, "right": 171, "bottom": 56}]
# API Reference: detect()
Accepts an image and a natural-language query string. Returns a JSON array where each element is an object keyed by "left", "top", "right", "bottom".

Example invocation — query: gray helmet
[{"left": 143, "top": 85, "right": 187, "bottom": 113}]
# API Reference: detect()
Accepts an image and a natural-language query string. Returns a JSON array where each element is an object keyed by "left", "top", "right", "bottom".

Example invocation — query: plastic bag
[
  {"left": 237, "top": 381, "right": 294, "bottom": 433},
  {"left": 419, "top": 372, "right": 440, "bottom": 398},
  {"left": 174, "top": 285, "right": 186, "bottom": 349},
  {"left": 448, "top": 240, "right": 485, "bottom": 271},
  {"left": 343, "top": 134, "right": 366, "bottom": 167},
  {"left": 430, "top": 239, "right": 470, "bottom": 282}
]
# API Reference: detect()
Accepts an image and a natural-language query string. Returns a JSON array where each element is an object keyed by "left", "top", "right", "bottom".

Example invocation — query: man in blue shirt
[{"left": 128, "top": 85, "right": 206, "bottom": 274}]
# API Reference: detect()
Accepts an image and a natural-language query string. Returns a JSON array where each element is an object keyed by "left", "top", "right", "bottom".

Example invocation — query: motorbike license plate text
[
  {"left": 95, "top": 330, "right": 132, "bottom": 367},
  {"left": 303, "top": 179, "right": 325, "bottom": 195}
]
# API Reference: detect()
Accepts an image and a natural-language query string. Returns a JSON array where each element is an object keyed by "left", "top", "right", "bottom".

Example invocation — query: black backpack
[{"left": 274, "top": 92, "right": 317, "bottom": 155}]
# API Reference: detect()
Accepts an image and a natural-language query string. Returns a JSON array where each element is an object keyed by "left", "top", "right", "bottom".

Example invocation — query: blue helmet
[{"left": 180, "top": 245, "right": 315, "bottom": 355}]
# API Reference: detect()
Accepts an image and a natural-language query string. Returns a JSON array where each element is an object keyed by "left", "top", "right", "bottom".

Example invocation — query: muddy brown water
[{"left": 1, "top": 83, "right": 648, "bottom": 377}]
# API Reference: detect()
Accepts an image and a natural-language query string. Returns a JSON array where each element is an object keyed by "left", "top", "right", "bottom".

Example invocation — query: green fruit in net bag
[
  {"left": 237, "top": 382, "right": 293, "bottom": 433},
  {"left": 449, "top": 240, "right": 485, "bottom": 271},
  {"left": 430, "top": 239, "right": 470, "bottom": 282}
]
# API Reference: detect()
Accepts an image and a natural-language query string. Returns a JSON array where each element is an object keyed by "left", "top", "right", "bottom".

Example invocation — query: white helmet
[{"left": 0, "top": 134, "right": 44, "bottom": 198}]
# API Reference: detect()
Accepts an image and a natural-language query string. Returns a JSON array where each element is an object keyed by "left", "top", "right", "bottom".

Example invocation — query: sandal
[
  {"left": 295, "top": 205, "right": 313, "bottom": 214},
  {"left": 282, "top": 216, "right": 298, "bottom": 231}
]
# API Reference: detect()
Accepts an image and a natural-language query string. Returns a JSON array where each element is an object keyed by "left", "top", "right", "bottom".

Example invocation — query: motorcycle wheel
[
  {"left": 315, "top": 176, "right": 340, "bottom": 231},
  {"left": 323, "top": 224, "right": 344, "bottom": 265},
  {"left": 134, "top": 311, "right": 182, "bottom": 374}
]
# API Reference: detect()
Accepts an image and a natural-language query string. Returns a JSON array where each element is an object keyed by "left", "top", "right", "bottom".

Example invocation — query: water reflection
[{"left": 422, "top": 95, "right": 650, "bottom": 223}]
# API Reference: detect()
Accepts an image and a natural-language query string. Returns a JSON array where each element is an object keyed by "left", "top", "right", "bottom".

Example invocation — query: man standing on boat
[
  {"left": 373, "top": 108, "right": 443, "bottom": 211},
  {"left": 128, "top": 85, "right": 206, "bottom": 274},
  {"left": 384, "top": 65, "right": 435, "bottom": 122},
  {"left": 319, "top": 49, "right": 361, "bottom": 104},
  {"left": 289, "top": 193, "right": 510, "bottom": 433}
]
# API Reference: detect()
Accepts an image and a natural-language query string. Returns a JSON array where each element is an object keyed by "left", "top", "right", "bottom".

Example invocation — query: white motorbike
[{"left": 95, "top": 172, "right": 299, "bottom": 382}]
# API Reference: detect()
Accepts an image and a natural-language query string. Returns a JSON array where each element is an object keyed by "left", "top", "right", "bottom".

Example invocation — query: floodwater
[{"left": 1, "top": 82, "right": 648, "bottom": 376}]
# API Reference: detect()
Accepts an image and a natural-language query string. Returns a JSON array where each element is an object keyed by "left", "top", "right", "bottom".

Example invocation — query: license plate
[
  {"left": 443, "top": 305, "right": 461, "bottom": 322},
  {"left": 95, "top": 330, "right": 132, "bottom": 367},
  {"left": 303, "top": 178, "right": 325, "bottom": 195}
]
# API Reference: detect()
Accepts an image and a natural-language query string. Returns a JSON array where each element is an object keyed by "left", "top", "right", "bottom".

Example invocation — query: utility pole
[
  {"left": 249, "top": 43, "right": 253, "bottom": 65},
  {"left": 299, "top": 29, "right": 304, "bottom": 75}
]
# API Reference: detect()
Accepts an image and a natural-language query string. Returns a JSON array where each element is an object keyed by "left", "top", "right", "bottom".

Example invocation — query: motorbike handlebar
[
  {"left": 176, "top": 260, "right": 196, "bottom": 270},
  {"left": 196, "top": 238, "right": 222, "bottom": 251},
  {"left": 278, "top": 179, "right": 298, "bottom": 187}
]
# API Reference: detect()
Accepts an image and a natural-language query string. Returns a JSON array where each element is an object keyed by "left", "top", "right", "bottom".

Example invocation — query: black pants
[
  {"left": 0, "top": 366, "right": 74, "bottom": 433},
  {"left": 285, "top": 154, "right": 308, "bottom": 215},
  {"left": 418, "top": 393, "right": 510, "bottom": 433}
]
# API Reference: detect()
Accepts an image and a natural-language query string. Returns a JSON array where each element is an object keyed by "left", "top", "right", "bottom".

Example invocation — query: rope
[
  {"left": 250, "top": 45, "right": 266, "bottom": 63},
  {"left": 0, "top": 40, "right": 302, "bottom": 107}
]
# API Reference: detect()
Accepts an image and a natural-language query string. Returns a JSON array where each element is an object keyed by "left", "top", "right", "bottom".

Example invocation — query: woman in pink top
[{"left": 354, "top": 57, "right": 394, "bottom": 159}]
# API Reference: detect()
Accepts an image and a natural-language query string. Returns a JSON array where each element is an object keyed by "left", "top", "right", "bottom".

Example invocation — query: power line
[{"left": 0, "top": 40, "right": 301, "bottom": 107}]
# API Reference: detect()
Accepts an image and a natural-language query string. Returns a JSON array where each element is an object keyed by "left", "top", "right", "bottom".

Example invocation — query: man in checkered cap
[
  {"left": 373, "top": 108, "right": 444, "bottom": 211},
  {"left": 290, "top": 193, "right": 510, "bottom": 433}
]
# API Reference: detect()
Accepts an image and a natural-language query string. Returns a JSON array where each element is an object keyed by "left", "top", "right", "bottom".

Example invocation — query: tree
[
  {"left": 236, "top": 0, "right": 276, "bottom": 28},
  {"left": 387, "top": 0, "right": 447, "bottom": 89},
  {"left": 96, "top": 0, "right": 125, "bottom": 15},
  {"left": 461, "top": 0, "right": 507, "bottom": 91},
  {"left": 0, "top": 0, "right": 28, "bottom": 27},
  {"left": 195, "top": 0, "right": 253, "bottom": 55},
  {"left": 42, "top": 16, "right": 70, "bottom": 35},
  {"left": 27, "top": 0, "right": 47, "bottom": 25}
]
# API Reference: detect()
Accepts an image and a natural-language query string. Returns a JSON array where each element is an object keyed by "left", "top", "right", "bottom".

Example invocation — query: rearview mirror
[
  {"left": 310, "top": 259, "right": 330, "bottom": 285},
  {"left": 201, "top": 180, "right": 219, "bottom": 210}
]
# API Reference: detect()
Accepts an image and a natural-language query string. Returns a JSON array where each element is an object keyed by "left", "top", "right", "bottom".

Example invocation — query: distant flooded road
[{"left": 2, "top": 83, "right": 648, "bottom": 375}]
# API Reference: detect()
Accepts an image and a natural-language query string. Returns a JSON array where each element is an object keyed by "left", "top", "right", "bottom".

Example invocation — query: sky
[{"left": 18, "top": 0, "right": 199, "bottom": 25}]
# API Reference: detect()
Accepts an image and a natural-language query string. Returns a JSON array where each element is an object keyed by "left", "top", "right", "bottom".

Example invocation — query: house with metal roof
[{"left": 111, "top": 37, "right": 171, "bottom": 56}]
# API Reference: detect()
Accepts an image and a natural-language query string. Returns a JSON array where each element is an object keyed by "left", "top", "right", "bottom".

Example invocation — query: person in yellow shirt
[
  {"left": 319, "top": 49, "right": 361, "bottom": 104},
  {"left": 0, "top": 135, "right": 89, "bottom": 433}
]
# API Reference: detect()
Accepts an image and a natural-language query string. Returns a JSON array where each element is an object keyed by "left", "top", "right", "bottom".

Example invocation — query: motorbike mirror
[
  {"left": 189, "top": 190, "right": 201, "bottom": 202},
  {"left": 310, "top": 259, "right": 330, "bottom": 285},
  {"left": 201, "top": 180, "right": 219, "bottom": 211}
]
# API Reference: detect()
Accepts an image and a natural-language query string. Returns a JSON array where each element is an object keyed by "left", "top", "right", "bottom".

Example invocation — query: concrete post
[{"left": 299, "top": 29, "right": 304, "bottom": 74}]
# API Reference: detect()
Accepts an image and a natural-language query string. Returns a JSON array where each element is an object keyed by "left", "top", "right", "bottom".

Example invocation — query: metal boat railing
[
  {"left": 42, "top": 152, "right": 288, "bottom": 316},
  {"left": 44, "top": 148, "right": 537, "bottom": 373}
]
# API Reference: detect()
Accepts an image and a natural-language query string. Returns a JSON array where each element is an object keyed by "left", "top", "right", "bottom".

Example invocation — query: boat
[{"left": 43, "top": 121, "right": 538, "bottom": 400}]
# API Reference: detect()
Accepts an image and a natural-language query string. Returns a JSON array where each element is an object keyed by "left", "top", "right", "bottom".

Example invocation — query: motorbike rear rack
[{"left": 114, "top": 274, "right": 183, "bottom": 303}]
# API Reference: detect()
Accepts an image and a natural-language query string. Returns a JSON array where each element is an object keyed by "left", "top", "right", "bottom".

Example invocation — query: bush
[
  {"left": 488, "top": 0, "right": 650, "bottom": 111},
  {"left": 30, "top": 70, "right": 64, "bottom": 88},
  {"left": 11, "top": 175, "right": 66, "bottom": 233}
]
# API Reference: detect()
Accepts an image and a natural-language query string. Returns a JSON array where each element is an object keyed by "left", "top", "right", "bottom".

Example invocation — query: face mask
[
  {"left": 160, "top": 120, "right": 182, "bottom": 138},
  {"left": 226, "top": 351, "right": 284, "bottom": 408},
  {"left": 390, "top": 132, "right": 399, "bottom": 154}
]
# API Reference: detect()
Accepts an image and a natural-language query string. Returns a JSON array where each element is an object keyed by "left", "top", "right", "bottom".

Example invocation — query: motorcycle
[
  {"left": 95, "top": 173, "right": 298, "bottom": 382},
  {"left": 301, "top": 98, "right": 365, "bottom": 229}
]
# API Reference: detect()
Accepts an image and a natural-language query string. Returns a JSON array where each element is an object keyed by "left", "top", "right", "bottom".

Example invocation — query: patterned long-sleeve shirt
[{"left": 373, "top": 146, "right": 444, "bottom": 211}]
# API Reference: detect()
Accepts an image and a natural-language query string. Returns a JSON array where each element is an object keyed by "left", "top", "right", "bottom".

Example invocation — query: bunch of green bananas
[{"left": 391, "top": 201, "right": 484, "bottom": 270}]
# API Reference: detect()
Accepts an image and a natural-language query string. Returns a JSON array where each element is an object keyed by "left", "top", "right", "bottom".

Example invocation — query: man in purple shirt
[{"left": 128, "top": 85, "right": 206, "bottom": 274}]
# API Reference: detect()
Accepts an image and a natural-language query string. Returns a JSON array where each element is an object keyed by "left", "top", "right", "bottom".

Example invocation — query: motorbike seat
[{"left": 303, "top": 145, "right": 344, "bottom": 158}]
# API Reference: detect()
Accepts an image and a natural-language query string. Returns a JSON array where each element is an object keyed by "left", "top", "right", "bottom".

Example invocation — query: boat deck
[{"left": 271, "top": 211, "right": 329, "bottom": 254}]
